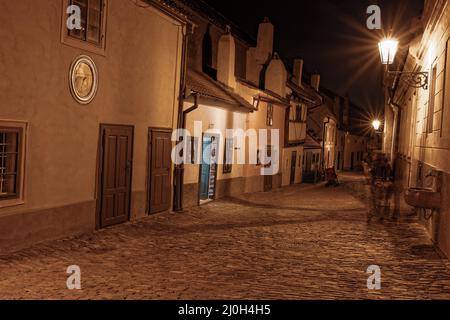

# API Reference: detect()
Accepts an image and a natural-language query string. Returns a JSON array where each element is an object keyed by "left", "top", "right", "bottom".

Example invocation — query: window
[
  {"left": 292, "top": 104, "right": 306, "bottom": 123},
  {"left": 69, "top": 0, "right": 104, "bottom": 45},
  {"left": 185, "top": 137, "right": 199, "bottom": 165},
  {"left": 0, "top": 125, "right": 24, "bottom": 203},
  {"left": 427, "top": 65, "right": 438, "bottom": 134},
  {"left": 62, "top": 0, "right": 107, "bottom": 54},
  {"left": 267, "top": 103, "right": 274, "bottom": 127},
  {"left": 223, "top": 138, "right": 233, "bottom": 174},
  {"left": 295, "top": 105, "right": 302, "bottom": 122}
]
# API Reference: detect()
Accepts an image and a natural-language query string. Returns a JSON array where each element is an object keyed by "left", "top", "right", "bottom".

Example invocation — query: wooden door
[
  {"left": 199, "top": 135, "right": 219, "bottom": 202},
  {"left": 264, "top": 175, "right": 272, "bottom": 192},
  {"left": 290, "top": 151, "right": 297, "bottom": 185},
  {"left": 149, "top": 129, "right": 172, "bottom": 214},
  {"left": 263, "top": 145, "right": 273, "bottom": 192},
  {"left": 99, "top": 125, "right": 133, "bottom": 228}
]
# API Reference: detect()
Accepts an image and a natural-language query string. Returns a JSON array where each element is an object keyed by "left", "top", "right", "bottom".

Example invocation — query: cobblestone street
[{"left": 1, "top": 179, "right": 450, "bottom": 300}]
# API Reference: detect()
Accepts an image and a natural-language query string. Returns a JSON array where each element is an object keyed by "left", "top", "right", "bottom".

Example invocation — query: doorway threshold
[{"left": 200, "top": 199, "right": 214, "bottom": 206}]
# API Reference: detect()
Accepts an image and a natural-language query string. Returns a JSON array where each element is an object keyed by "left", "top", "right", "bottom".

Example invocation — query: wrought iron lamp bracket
[{"left": 387, "top": 70, "right": 429, "bottom": 90}]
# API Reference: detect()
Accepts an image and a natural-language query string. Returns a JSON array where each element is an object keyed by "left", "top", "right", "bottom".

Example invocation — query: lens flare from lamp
[{"left": 378, "top": 39, "right": 399, "bottom": 65}]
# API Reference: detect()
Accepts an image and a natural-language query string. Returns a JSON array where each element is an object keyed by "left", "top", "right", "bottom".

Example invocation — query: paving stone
[{"left": 0, "top": 180, "right": 449, "bottom": 300}]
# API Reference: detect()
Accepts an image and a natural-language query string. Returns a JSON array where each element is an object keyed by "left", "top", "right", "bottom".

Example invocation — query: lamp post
[{"left": 378, "top": 38, "right": 429, "bottom": 89}]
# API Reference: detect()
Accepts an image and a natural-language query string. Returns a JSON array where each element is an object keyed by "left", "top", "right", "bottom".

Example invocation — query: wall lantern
[
  {"left": 378, "top": 39, "right": 398, "bottom": 65},
  {"left": 378, "top": 38, "right": 429, "bottom": 89},
  {"left": 372, "top": 119, "right": 382, "bottom": 131}
]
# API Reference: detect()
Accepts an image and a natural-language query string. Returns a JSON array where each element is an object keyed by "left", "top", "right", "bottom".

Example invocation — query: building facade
[
  {"left": 386, "top": 0, "right": 450, "bottom": 257},
  {"left": 176, "top": 4, "right": 317, "bottom": 208},
  {"left": 0, "top": 0, "right": 186, "bottom": 251}
]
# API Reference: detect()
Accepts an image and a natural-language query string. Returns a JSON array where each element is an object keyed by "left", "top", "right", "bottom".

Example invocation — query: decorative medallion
[{"left": 69, "top": 55, "right": 98, "bottom": 104}]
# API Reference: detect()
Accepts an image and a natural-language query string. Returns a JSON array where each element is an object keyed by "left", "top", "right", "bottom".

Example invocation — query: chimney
[
  {"left": 311, "top": 73, "right": 320, "bottom": 91},
  {"left": 265, "top": 53, "right": 287, "bottom": 97},
  {"left": 333, "top": 96, "right": 341, "bottom": 122},
  {"left": 293, "top": 59, "right": 303, "bottom": 87},
  {"left": 255, "top": 17, "right": 274, "bottom": 64},
  {"left": 217, "top": 26, "right": 236, "bottom": 88}
]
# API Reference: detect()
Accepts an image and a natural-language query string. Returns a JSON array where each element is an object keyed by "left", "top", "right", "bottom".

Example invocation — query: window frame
[
  {"left": 61, "top": 0, "right": 108, "bottom": 56},
  {"left": 0, "top": 121, "right": 27, "bottom": 209}
]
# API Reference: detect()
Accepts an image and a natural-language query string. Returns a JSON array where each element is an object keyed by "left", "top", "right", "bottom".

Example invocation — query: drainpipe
[
  {"left": 390, "top": 103, "right": 400, "bottom": 166},
  {"left": 173, "top": 24, "right": 190, "bottom": 213}
]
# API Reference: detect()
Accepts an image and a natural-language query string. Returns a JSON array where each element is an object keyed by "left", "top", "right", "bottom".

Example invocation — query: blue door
[{"left": 200, "top": 138, "right": 212, "bottom": 201}]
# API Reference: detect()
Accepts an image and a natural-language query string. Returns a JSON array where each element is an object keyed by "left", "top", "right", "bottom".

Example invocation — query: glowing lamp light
[
  {"left": 372, "top": 120, "right": 382, "bottom": 131},
  {"left": 378, "top": 39, "right": 399, "bottom": 65}
]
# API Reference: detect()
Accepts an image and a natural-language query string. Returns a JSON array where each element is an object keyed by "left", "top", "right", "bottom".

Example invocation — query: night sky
[{"left": 205, "top": 0, "right": 424, "bottom": 114}]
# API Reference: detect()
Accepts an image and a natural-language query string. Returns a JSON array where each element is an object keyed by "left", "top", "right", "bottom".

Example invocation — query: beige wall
[{"left": 0, "top": 0, "right": 183, "bottom": 249}]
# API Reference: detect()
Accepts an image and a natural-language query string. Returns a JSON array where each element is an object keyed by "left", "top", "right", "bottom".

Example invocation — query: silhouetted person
[{"left": 368, "top": 153, "right": 393, "bottom": 223}]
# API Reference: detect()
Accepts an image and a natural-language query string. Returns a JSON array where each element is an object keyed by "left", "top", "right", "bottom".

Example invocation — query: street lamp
[
  {"left": 379, "top": 38, "right": 398, "bottom": 65},
  {"left": 378, "top": 38, "right": 429, "bottom": 89},
  {"left": 372, "top": 119, "right": 382, "bottom": 131}
]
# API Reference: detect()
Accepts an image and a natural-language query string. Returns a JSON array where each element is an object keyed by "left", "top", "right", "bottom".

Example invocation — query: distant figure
[
  {"left": 368, "top": 153, "right": 393, "bottom": 223},
  {"left": 325, "top": 168, "right": 339, "bottom": 187},
  {"left": 391, "top": 156, "right": 403, "bottom": 221}
]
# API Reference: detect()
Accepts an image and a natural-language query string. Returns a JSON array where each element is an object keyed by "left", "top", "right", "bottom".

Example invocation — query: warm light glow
[
  {"left": 378, "top": 39, "right": 399, "bottom": 65},
  {"left": 372, "top": 120, "right": 381, "bottom": 131}
]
